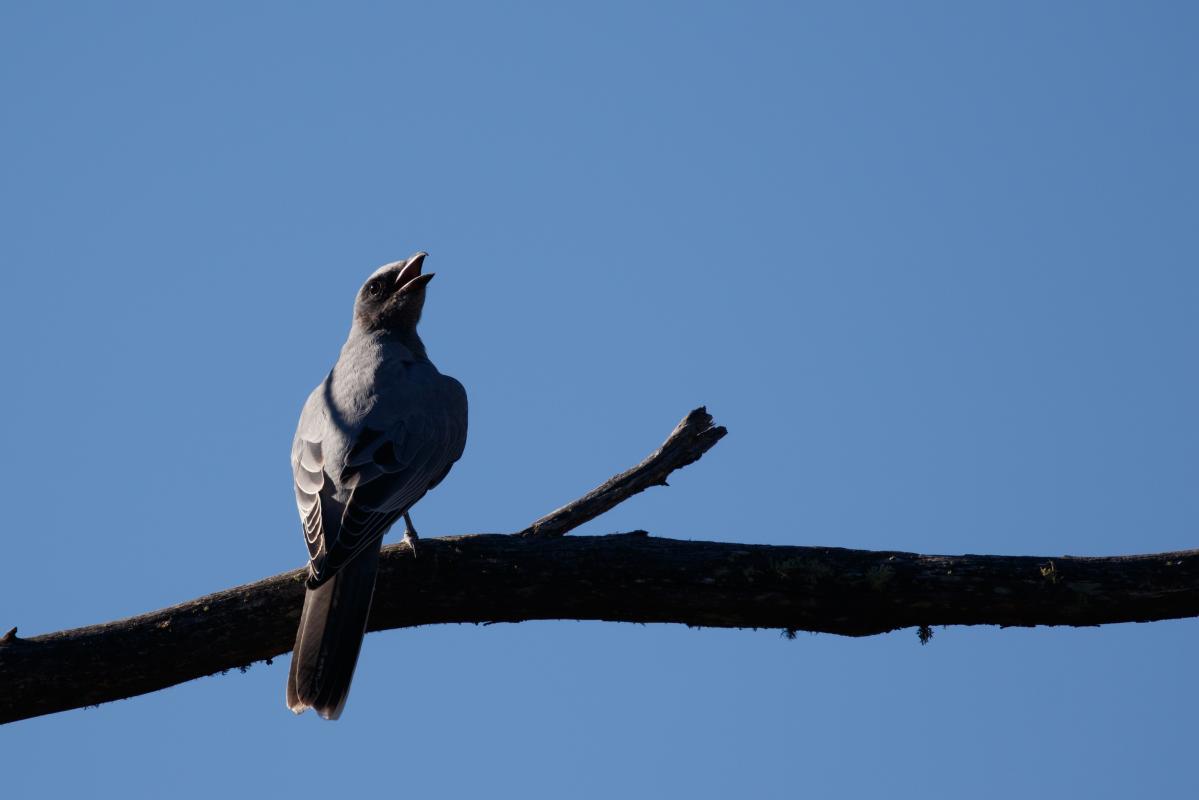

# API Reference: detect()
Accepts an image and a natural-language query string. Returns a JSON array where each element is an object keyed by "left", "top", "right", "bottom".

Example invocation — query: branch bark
[{"left": 2, "top": 408, "right": 1197, "bottom": 725}]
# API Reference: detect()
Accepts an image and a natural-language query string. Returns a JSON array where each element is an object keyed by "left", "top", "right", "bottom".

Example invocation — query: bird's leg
[{"left": 402, "top": 511, "right": 420, "bottom": 558}]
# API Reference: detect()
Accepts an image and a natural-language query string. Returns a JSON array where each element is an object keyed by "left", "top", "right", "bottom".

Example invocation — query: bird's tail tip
[
  {"left": 285, "top": 692, "right": 345, "bottom": 720},
  {"left": 316, "top": 704, "right": 344, "bottom": 721}
]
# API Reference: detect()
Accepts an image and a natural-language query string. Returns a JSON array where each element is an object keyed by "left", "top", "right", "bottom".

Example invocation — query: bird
[{"left": 286, "top": 251, "right": 468, "bottom": 719}]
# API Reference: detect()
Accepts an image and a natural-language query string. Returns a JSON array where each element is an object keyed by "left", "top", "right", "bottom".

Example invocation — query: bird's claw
[{"left": 403, "top": 512, "right": 420, "bottom": 558}]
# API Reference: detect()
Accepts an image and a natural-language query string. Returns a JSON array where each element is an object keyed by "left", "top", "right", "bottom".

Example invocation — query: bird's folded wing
[
  {"left": 292, "top": 391, "right": 466, "bottom": 584},
  {"left": 292, "top": 437, "right": 327, "bottom": 564}
]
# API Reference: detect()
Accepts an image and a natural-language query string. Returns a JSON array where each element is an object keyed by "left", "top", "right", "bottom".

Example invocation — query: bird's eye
[{"left": 366, "top": 281, "right": 382, "bottom": 297}]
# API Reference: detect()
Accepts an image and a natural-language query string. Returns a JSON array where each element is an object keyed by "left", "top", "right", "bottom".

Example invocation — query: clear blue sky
[{"left": 2, "top": 3, "right": 1196, "bottom": 797}]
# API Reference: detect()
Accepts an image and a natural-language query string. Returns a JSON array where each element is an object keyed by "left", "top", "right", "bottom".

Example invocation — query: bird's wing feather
[
  {"left": 291, "top": 436, "right": 327, "bottom": 564},
  {"left": 292, "top": 375, "right": 467, "bottom": 584}
]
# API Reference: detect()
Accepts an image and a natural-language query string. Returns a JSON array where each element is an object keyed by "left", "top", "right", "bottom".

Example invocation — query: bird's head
[{"left": 353, "top": 252, "right": 434, "bottom": 333}]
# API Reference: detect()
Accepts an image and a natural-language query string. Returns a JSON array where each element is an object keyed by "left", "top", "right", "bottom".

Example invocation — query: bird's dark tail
[{"left": 286, "top": 540, "right": 381, "bottom": 720}]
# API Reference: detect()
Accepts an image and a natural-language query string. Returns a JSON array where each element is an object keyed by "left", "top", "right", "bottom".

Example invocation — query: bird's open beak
[{"left": 394, "top": 252, "right": 434, "bottom": 294}]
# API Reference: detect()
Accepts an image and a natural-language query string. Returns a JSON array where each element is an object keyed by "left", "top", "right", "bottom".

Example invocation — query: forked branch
[
  {"left": 519, "top": 406, "right": 726, "bottom": 537},
  {"left": 2, "top": 408, "right": 1196, "bottom": 725}
]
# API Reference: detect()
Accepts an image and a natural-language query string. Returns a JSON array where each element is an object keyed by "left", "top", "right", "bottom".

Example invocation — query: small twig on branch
[{"left": 519, "top": 407, "right": 726, "bottom": 537}]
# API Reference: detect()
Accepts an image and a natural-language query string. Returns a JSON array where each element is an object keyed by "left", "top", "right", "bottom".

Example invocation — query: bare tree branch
[
  {"left": 518, "top": 407, "right": 726, "bottom": 537},
  {"left": 2, "top": 408, "right": 1196, "bottom": 725},
  {"left": 3, "top": 534, "right": 1198, "bottom": 724}
]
